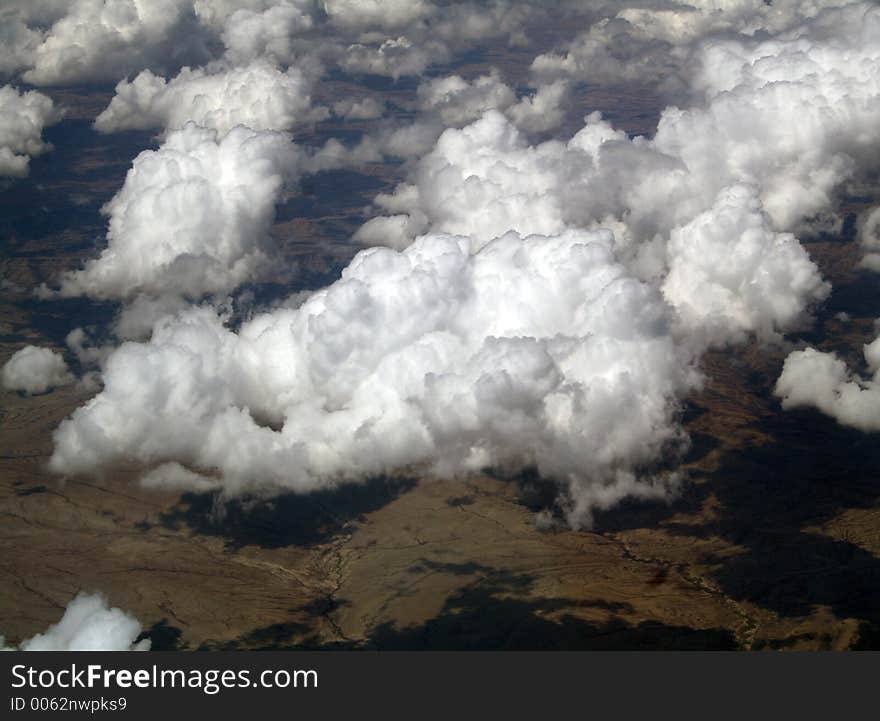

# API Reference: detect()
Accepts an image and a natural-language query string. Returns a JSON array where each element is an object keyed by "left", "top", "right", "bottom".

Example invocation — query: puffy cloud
[
  {"left": 359, "top": 1, "right": 880, "bottom": 342},
  {"left": 506, "top": 80, "right": 570, "bottom": 134},
  {"left": 333, "top": 96, "right": 385, "bottom": 120},
  {"left": 4, "top": 593, "right": 149, "bottom": 651},
  {"left": 859, "top": 206, "right": 880, "bottom": 272},
  {"left": 416, "top": 71, "right": 515, "bottom": 127},
  {"left": 530, "top": 0, "right": 856, "bottom": 94},
  {"left": 38, "top": 0, "right": 880, "bottom": 529},
  {"left": 358, "top": 111, "right": 580, "bottom": 243},
  {"left": 55, "top": 123, "right": 299, "bottom": 301},
  {"left": 330, "top": 70, "right": 571, "bottom": 169},
  {"left": 775, "top": 336, "right": 880, "bottom": 432},
  {"left": 0, "top": 2, "right": 69, "bottom": 77},
  {"left": 21, "top": 0, "right": 204, "bottom": 86},
  {"left": 50, "top": 229, "right": 697, "bottom": 528},
  {"left": 321, "top": 0, "right": 434, "bottom": 32},
  {"left": 0, "top": 85, "right": 60, "bottom": 178},
  {"left": 2, "top": 345, "right": 72, "bottom": 395},
  {"left": 662, "top": 185, "right": 828, "bottom": 345},
  {"left": 219, "top": 1, "right": 315, "bottom": 65},
  {"left": 339, "top": 36, "right": 443, "bottom": 79},
  {"left": 362, "top": 106, "right": 827, "bottom": 341},
  {"left": 95, "top": 61, "right": 325, "bottom": 137},
  {"left": 0, "top": 15, "right": 42, "bottom": 78},
  {"left": 192, "top": 0, "right": 306, "bottom": 31}
]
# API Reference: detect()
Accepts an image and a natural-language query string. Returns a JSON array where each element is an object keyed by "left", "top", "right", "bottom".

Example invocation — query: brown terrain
[{"left": 2, "top": 85, "right": 880, "bottom": 651}]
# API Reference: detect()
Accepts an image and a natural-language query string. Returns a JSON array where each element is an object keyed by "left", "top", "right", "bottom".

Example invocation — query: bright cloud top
[
  {"left": 20, "top": 0, "right": 202, "bottom": 86},
  {"left": 50, "top": 229, "right": 696, "bottom": 527},
  {"left": 94, "top": 61, "right": 325, "bottom": 137},
  {"left": 775, "top": 334, "right": 880, "bottom": 433},
  {"left": 55, "top": 123, "right": 299, "bottom": 302},
  {"left": 33, "top": 0, "right": 880, "bottom": 527},
  {"left": 4, "top": 592, "right": 150, "bottom": 651},
  {"left": 2, "top": 345, "right": 72, "bottom": 395},
  {"left": 356, "top": 111, "right": 828, "bottom": 346}
]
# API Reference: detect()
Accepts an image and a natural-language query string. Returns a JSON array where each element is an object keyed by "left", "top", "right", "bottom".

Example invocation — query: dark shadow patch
[
  {"left": 646, "top": 569, "right": 668, "bottom": 587},
  {"left": 364, "top": 569, "right": 735, "bottom": 650},
  {"left": 139, "top": 620, "right": 182, "bottom": 651},
  {"left": 508, "top": 467, "right": 561, "bottom": 512},
  {"left": 682, "top": 431, "right": 719, "bottom": 465},
  {"left": 198, "top": 622, "right": 314, "bottom": 651},
  {"left": 445, "top": 495, "right": 475, "bottom": 507},
  {"left": 753, "top": 632, "right": 819, "bottom": 651},
  {"left": 159, "top": 476, "right": 417, "bottom": 550},
  {"left": 300, "top": 597, "right": 349, "bottom": 618},
  {"left": 15, "top": 485, "right": 48, "bottom": 496},
  {"left": 660, "top": 402, "right": 880, "bottom": 639}
]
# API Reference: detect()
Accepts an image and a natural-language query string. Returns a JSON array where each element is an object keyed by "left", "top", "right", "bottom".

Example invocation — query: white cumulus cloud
[
  {"left": 2, "top": 345, "right": 72, "bottom": 395},
  {"left": 94, "top": 61, "right": 325, "bottom": 137},
  {"left": 3, "top": 593, "right": 149, "bottom": 651},
  {"left": 0, "top": 84, "right": 60, "bottom": 178},
  {"left": 55, "top": 123, "right": 299, "bottom": 302},
  {"left": 21, "top": 0, "right": 203, "bottom": 87},
  {"left": 775, "top": 335, "right": 880, "bottom": 433},
  {"left": 50, "top": 229, "right": 697, "bottom": 528}
]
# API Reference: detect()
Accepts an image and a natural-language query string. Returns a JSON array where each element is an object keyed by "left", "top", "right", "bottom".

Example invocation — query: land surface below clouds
[{"left": 2, "top": 86, "right": 880, "bottom": 652}]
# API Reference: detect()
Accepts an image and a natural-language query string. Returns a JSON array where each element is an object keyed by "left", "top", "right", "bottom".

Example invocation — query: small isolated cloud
[
  {"left": 2, "top": 345, "right": 72, "bottom": 395},
  {"left": 775, "top": 336, "right": 880, "bottom": 433},
  {"left": 340, "top": 36, "right": 443, "bottom": 80},
  {"left": 333, "top": 96, "right": 385, "bottom": 121},
  {"left": 55, "top": 123, "right": 300, "bottom": 302},
  {"left": 0, "top": 84, "right": 60, "bottom": 178},
  {"left": 859, "top": 206, "right": 880, "bottom": 272},
  {"left": 95, "top": 61, "right": 325, "bottom": 137},
  {"left": 3, "top": 592, "right": 149, "bottom": 651}
]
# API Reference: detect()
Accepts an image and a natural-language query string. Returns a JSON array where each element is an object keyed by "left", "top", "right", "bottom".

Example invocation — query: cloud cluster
[
  {"left": 3, "top": 592, "right": 150, "bottom": 651},
  {"left": 359, "top": 1, "right": 880, "bottom": 343},
  {"left": 530, "top": 0, "right": 856, "bottom": 96},
  {"left": 2, "top": 0, "right": 558, "bottom": 88},
  {"left": 313, "top": 69, "right": 574, "bottom": 182},
  {"left": 356, "top": 110, "right": 828, "bottom": 346},
  {"left": 0, "top": 84, "right": 60, "bottom": 178},
  {"left": 95, "top": 61, "right": 324, "bottom": 136},
  {"left": 55, "top": 123, "right": 299, "bottom": 303},
  {"left": 775, "top": 334, "right": 880, "bottom": 432},
  {"left": 50, "top": 229, "right": 697, "bottom": 527},
  {"left": 33, "top": 1, "right": 880, "bottom": 526},
  {"left": 2, "top": 345, "right": 72, "bottom": 395}
]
